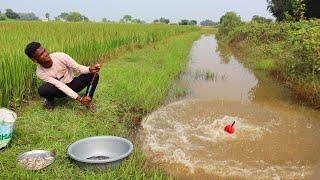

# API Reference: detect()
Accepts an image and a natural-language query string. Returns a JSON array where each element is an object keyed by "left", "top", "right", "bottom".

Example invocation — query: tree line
[
  {"left": 0, "top": 9, "right": 218, "bottom": 26},
  {"left": 0, "top": 9, "right": 89, "bottom": 22},
  {"left": 1, "top": 1, "right": 319, "bottom": 24}
]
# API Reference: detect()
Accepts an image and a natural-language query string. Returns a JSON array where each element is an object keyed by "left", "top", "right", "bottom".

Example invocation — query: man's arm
[
  {"left": 58, "top": 52, "right": 90, "bottom": 74},
  {"left": 37, "top": 71, "right": 79, "bottom": 99}
]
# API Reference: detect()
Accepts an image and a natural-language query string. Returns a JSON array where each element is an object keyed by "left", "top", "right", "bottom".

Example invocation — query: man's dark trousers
[{"left": 38, "top": 73, "right": 99, "bottom": 101}]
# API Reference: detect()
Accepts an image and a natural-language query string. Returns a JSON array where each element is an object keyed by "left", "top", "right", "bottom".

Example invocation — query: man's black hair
[{"left": 25, "top": 42, "right": 41, "bottom": 59}]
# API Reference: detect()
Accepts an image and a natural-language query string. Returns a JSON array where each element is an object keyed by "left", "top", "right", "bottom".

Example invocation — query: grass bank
[
  {"left": 216, "top": 20, "right": 320, "bottom": 108},
  {"left": 0, "top": 31, "right": 201, "bottom": 179}
]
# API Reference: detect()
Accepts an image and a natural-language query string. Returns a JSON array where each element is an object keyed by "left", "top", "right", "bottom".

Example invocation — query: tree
[
  {"left": 132, "top": 18, "right": 144, "bottom": 24},
  {"left": 56, "top": 12, "right": 69, "bottom": 21},
  {"left": 293, "top": 0, "right": 306, "bottom": 20},
  {"left": 67, "top": 12, "right": 82, "bottom": 22},
  {"left": 159, "top": 17, "right": 170, "bottom": 24},
  {"left": 18, "top": 13, "right": 39, "bottom": 21},
  {"left": 267, "top": 0, "right": 320, "bottom": 21},
  {"left": 267, "top": 0, "right": 294, "bottom": 21},
  {"left": 251, "top": 15, "right": 273, "bottom": 23},
  {"left": 45, "top": 12, "right": 50, "bottom": 20},
  {"left": 189, "top": 20, "right": 197, "bottom": 25},
  {"left": 55, "top": 12, "right": 89, "bottom": 22},
  {"left": 178, "top": 19, "right": 198, "bottom": 25},
  {"left": 153, "top": 19, "right": 160, "bottom": 23},
  {"left": 218, "top": 12, "right": 242, "bottom": 35},
  {"left": 121, "top": 15, "right": 132, "bottom": 23},
  {"left": 0, "top": 11, "right": 6, "bottom": 21},
  {"left": 80, "top": 15, "right": 89, "bottom": 21},
  {"left": 178, "top": 19, "right": 189, "bottom": 25},
  {"left": 5, "top": 9, "right": 20, "bottom": 19},
  {"left": 102, "top": 18, "right": 108, "bottom": 22},
  {"left": 200, "top": 19, "right": 217, "bottom": 26}
]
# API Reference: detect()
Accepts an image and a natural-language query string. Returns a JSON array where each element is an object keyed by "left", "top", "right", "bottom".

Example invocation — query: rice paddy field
[
  {"left": 0, "top": 21, "right": 202, "bottom": 179},
  {"left": 0, "top": 21, "right": 198, "bottom": 107}
]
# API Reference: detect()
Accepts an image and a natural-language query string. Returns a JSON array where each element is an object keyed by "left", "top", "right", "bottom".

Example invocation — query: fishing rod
[{"left": 86, "top": 72, "right": 98, "bottom": 97}]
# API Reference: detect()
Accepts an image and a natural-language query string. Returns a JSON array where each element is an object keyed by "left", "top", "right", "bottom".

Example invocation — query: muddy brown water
[{"left": 138, "top": 35, "right": 320, "bottom": 179}]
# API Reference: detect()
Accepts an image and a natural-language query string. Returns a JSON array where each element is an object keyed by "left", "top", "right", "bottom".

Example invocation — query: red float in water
[{"left": 224, "top": 121, "right": 236, "bottom": 134}]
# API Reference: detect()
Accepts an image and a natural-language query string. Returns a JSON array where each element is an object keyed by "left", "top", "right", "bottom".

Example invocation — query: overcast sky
[{"left": 1, "top": 0, "right": 273, "bottom": 23}]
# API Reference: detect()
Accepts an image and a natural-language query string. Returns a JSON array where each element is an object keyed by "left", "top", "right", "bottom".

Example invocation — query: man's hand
[
  {"left": 76, "top": 95, "right": 91, "bottom": 106},
  {"left": 89, "top": 64, "right": 101, "bottom": 73}
]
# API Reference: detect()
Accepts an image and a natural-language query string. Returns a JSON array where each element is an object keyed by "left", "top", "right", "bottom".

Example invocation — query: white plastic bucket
[{"left": 0, "top": 108, "right": 17, "bottom": 149}]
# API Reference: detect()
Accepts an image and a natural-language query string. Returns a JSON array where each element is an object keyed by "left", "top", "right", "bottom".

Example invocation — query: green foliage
[
  {"left": 67, "top": 12, "right": 88, "bottom": 22},
  {"left": 45, "top": 12, "right": 50, "bottom": 19},
  {"left": 56, "top": 12, "right": 68, "bottom": 21},
  {"left": 159, "top": 17, "right": 170, "bottom": 24},
  {"left": 205, "top": 71, "right": 215, "bottom": 80},
  {"left": 254, "top": 59, "right": 274, "bottom": 70},
  {"left": 55, "top": 12, "right": 88, "bottom": 22},
  {"left": 120, "top": 15, "right": 132, "bottom": 23},
  {"left": 18, "top": 12, "right": 39, "bottom": 21},
  {"left": 153, "top": 18, "right": 170, "bottom": 24},
  {"left": 251, "top": 15, "right": 273, "bottom": 23},
  {"left": 178, "top": 19, "right": 197, "bottom": 26},
  {"left": 267, "top": 0, "right": 294, "bottom": 21},
  {"left": 293, "top": 0, "right": 306, "bottom": 20},
  {"left": 5, "top": 9, "right": 20, "bottom": 19},
  {"left": 194, "top": 70, "right": 215, "bottom": 80},
  {"left": 189, "top": 20, "right": 197, "bottom": 25},
  {"left": 0, "top": 13, "right": 6, "bottom": 21},
  {"left": 287, "top": 20, "right": 320, "bottom": 84},
  {"left": 200, "top": 19, "right": 218, "bottom": 26},
  {"left": 217, "top": 12, "right": 242, "bottom": 37},
  {"left": 174, "top": 86, "right": 188, "bottom": 98},
  {"left": 267, "top": 0, "right": 320, "bottom": 21},
  {"left": 179, "top": 19, "right": 189, "bottom": 25},
  {"left": 131, "top": 18, "right": 144, "bottom": 24}
]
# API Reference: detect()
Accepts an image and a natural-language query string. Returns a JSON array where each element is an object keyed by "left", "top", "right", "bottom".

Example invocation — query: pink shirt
[{"left": 36, "top": 52, "right": 90, "bottom": 99}]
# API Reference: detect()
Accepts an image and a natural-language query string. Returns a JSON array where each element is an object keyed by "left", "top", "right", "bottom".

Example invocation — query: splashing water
[{"left": 140, "top": 99, "right": 320, "bottom": 179}]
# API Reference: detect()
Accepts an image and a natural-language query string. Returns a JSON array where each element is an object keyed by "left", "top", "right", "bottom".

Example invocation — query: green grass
[
  {"left": 194, "top": 69, "right": 215, "bottom": 80},
  {"left": 205, "top": 71, "right": 215, "bottom": 80},
  {"left": 254, "top": 59, "right": 274, "bottom": 70},
  {"left": 0, "top": 31, "right": 201, "bottom": 179},
  {"left": 173, "top": 85, "right": 188, "bottom": 99}
]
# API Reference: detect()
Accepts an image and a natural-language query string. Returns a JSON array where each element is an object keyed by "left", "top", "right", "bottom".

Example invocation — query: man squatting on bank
[{"left": 24, "top": 42, "right": 101, "bottom": 110}]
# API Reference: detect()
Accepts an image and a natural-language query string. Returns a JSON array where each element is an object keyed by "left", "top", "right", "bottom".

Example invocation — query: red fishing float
[{"left": 224, "top": 121, "right": 236, "bottom": 134}]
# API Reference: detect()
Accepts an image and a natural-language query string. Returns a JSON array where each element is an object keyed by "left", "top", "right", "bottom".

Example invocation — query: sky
[{"left": 1, "top": 0, "right": 273, "bottom": 23}]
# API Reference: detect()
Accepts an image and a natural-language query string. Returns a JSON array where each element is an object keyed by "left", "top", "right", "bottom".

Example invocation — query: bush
[
  {"left": 0, "top": 14, "right": 6, "bottom": 21},
  {"left": 217, "top": 12, "right": 242, "bottom": 37}
]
